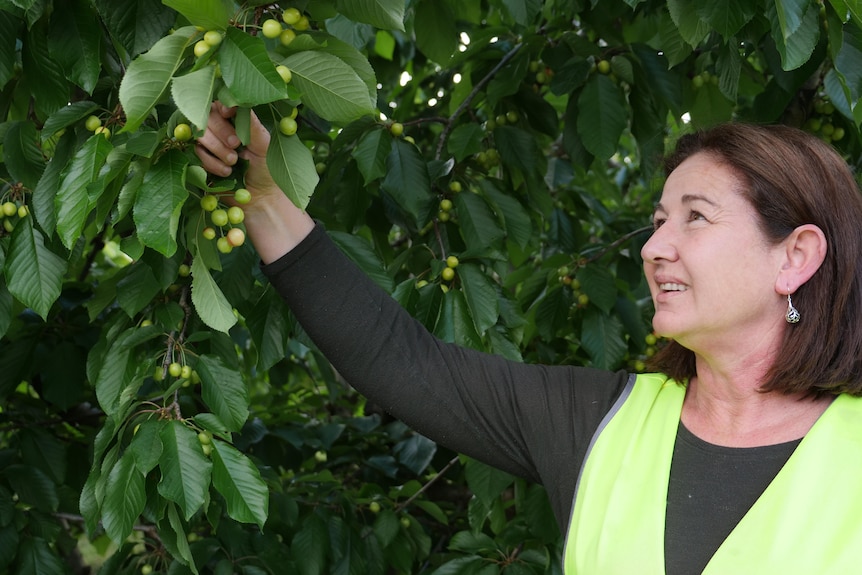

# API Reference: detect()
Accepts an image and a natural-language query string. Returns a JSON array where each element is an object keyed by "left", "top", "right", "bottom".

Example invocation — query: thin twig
[
  {"left": 583, "top": 225, "right": 653, "bottom": 265},
  {"left": 395, "top": 455, "right": 460, "bottom": 512},
  {"left": 435, "top": 43, "right": 523, "bottom": 161}
]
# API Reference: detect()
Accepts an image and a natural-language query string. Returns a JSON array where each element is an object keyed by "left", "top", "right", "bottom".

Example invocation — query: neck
[{"left": 681, "top": 354, "right": 832, "bottom": 447}]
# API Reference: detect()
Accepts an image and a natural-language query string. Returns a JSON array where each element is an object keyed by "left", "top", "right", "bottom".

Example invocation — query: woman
[{"left": 196, "top": 103, "right": 862, "bottom": 574}]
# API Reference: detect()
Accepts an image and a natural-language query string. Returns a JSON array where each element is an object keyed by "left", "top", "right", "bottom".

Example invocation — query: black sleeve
[{"left": 262, "top": 224, "right": 629, "bottom": 530}]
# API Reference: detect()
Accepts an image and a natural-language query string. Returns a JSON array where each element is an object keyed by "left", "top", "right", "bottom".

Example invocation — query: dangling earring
[{"left": 786, "top": 292, "right": 800, "bottom": 324}]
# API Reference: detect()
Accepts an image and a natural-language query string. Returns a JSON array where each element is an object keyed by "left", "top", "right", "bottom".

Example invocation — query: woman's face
[{"left": 641, "top": 153, "right": 787, "bottom": 353}]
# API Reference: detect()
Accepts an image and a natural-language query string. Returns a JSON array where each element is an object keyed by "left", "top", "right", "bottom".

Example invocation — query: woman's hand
[{"left": 195, "top": 101, "right": 314, "bottom": 262}]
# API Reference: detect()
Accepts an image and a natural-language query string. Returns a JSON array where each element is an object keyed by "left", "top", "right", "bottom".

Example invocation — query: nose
[{"left": 640, "top": 223, "right": 677, "bottom": 264}]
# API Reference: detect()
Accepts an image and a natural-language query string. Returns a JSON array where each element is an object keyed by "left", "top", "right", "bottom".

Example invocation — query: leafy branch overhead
[{"left": 1, "top": 0, "right": 862, "bottom": 572}]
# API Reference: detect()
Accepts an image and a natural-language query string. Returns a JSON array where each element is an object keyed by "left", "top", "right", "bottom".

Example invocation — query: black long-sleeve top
[
  {"left": 261, "top": 224, "right": 797, "bottom": 574},
  {"left": 261, "top": 224, "right": 628, "bottom": 533}
]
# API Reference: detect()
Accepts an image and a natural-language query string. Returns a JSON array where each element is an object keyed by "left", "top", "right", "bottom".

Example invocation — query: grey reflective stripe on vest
[{"left": 563, "top": 372, "right": 637, "bottom": 548}]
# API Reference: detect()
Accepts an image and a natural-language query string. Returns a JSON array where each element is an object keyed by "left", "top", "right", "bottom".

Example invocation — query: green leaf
[
  {"left": 196, "top": 354, "right": 249, "bottom": 432},
  {"left": 158, "top": 421, "right": 212, "bottom": 521},
  {"left": 329, "top": 231, "right": 393, "bottom": 292},
  {"left": 94, "top": 0, "right": 176, "bottom": 56},
  {"left": 769, "top": 0, "right": 820, "bottom": 71},
  {"left": 831, "top": 0, "right": 862, "bottom": 30},
  {"left": 55, "top": 133, "right": 113, "bottom": 249},
  {"left": 834, "top": 21, "right": 862, "bottom": 102},
  {"left": 14, "top": 538, "right": 66, "bottom": 575},
  {"left": 48, "top": 0, "right": 102, "bottom": 94},
  {"left": 161, "top": 502, "right": 198, "bottom": 573},
  {"left": 694, "top": 0, "right": 757, "bottom": 39},
  {"left": 171, "top": 65, "right": 218, "bottom": 130},
  {"left": 774, "top": 0, "right": 809, "bottom": 39},
  {"left": 245, "top": 288, "right": 290, "bottom": 372},
  {"left": 163, "top": 0, "right": 234, "bottom": 30},
  {"left": 667, "top": 0, "right": 710, "bottom": 47},
  {"left": 101, "top": 450, "right": 146, "bottom": 543},
  {"left": 577, "top": 74, "right": 628, "bottom": 160},
  {"left": 449, "top": 531, "right": 497, "bottom": 553},
  {"left": 267, "top": 129, "right": 320, "bottom": 211},
  {"left": 689, "top": 82, "right": 734, "bottom": 127},
  {"left": 282, "top": 50, "right": 375, "bottom": 123},
  {"left": 481, "top": 182, "right": 532, "bottom": 249},
  {"left": 118, "top": 26, "right": 198, "bottom": 132},
  {"left": 23, "top": 21, "right": 70, "bottom": 120},
  {"left": 580, "top": 309, "right": 627, "bottom": 370},
  {"left": 453, "top": 192, "right": 505, "bottom": 252},
  {"left": 414, "top": 0, "right": 458, "bottom": 64},
  {"left": 40, "top": 101, "right": 98, "bottom": 140},
  {"left": 494, "top": 124, "right": 545, "bottom": 177},
  {"left": 434, "top": 290, "right": 483, "bottom": 350},
  {"left": 0, "top": 282, "right": 11, "bottom": 340},
  {"left": 291, "top": 515, "right": 328, "bottom": 575},
  {"left": 393, "top": 434, "right": 436, "bottom": 475},
  {"left": 577, "top": 264, "right": 617, "bottom": 314},
  {"left": 219, "top": 27, "right": 288, "bottom": 106},
  {"left": 211, "top": 440, "right": 269, "bottom": 529},
  {"left": 3, "top": 121, "right": 45, "bottom": 189},
  {"left": 716, "top": 42, "right": 742, "bottom": 101},
  {"left": 458, "top": 263, "right": 499, "bottom": 334},
  {"left": 0, "top": 524, "right": 18, "bottom": 571},
  {"left": 381, "top": 139, "right": 434, "bottom": 229},
  {"left": 533, "top": 285, "right": 568, "bottom": 341},
  {"left": 464, "top": 458, "right": 514, "bottom": 506},
  {"left": 447, "top": 123, "right": 485, "bottom": 162},
  {"left": 133, "top": 149, "right": 189, "bottom": 257},
  {"left": 4, "top": 464, "right": 58, "bottom": 513},
  {"left": 335, "top": 0, "right": 406, "bottom": 30},
  {"left": 0, "top": 12, "right": 21, "bottom": 89},
  {"left": 128, "top": 419, "right": 166, "bottom": 475},
  {"left": 116, "top": 262, "right": 162, "bottom": 317},
  {"left": 656, "top": 10, "right": 693, "bottom": 67},
  {"left": 19, "top": 428, "right": 66, "bottom": 484},
  {"left": 4, "top": 218, "right": 67, "bottom": 320},
  {"left": 352, "top": 128, "right": 389, "bottom": 184},
  {"left": 191, "top": 256, "right": 237, "bottom": 333}
]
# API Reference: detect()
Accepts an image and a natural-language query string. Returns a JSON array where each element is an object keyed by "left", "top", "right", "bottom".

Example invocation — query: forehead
[{"left": 657, "top": 153, "right": 747, "bottom": 209}]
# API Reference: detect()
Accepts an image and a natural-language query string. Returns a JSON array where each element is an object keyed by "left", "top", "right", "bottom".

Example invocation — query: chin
[{"left": 650, "top": 316, "right": 681, "bottom": 340}]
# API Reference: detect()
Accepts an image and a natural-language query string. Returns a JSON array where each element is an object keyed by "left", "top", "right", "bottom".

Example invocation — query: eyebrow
[{"left": 653, "top": 193, "right": 718, "bottom": 214}]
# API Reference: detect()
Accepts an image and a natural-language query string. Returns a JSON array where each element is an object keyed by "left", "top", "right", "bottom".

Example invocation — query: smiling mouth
[{"left": 658, "top": 283, "right": 687, "bottom": 292}]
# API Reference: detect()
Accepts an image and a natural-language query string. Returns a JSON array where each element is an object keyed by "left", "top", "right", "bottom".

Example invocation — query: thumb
[{"left": 245, "top": 109, "right": 272, "bottom": 157}]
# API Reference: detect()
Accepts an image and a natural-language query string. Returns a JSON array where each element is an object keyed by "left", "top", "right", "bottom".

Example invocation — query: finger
[
  {"left": 197, "top": 125, "right": 239, "bottom": 161},
  {"left": 203, "top": 106, "right": 241, "bottom": 149},
  {"left": 195, "top": 143, "right": 234, "bottom": 178},
  {"left": 216, "top": 101, "right": 237, "bottom": 120}
]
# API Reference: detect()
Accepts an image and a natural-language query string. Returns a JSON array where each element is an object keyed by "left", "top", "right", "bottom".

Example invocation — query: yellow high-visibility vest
[{"left": 564, "top": 373, "right": 862, "bottom": 574}]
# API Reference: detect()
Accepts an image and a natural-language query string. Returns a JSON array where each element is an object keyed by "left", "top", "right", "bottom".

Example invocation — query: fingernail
[
  {"left": 221, "top": 165, "right": 232, "bottom": 176},
  {"left": 228, "top": 135, "right": 240, "bottom": 147},
  {"left": 226, "top": 152, "right": 237, "bottom": 165}
]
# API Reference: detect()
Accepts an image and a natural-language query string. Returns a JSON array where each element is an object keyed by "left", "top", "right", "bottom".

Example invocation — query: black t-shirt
[
  {"left": 665, "top": 425, "right": 799, "bottom": 574},
  {"left": 263, "top": 224, "right": 796, "bottom": 572}
]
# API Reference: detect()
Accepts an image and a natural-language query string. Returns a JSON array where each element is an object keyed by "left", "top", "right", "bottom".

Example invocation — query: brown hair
[{"left": 647, "top": 123, "right": 862, "bottom": 396}]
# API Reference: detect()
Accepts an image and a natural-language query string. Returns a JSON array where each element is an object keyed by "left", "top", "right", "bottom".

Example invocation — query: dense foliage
[{"left": 1, "top": 0, "right": 861, "bottom": 572}]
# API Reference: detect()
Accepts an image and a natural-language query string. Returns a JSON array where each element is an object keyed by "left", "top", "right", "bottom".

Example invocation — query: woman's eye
[
  {"left": 688, "top": 210, "right": 706, "bottom": 222},
  {"left": 652, "top": 217, "right": 665, "bottom": 230}
]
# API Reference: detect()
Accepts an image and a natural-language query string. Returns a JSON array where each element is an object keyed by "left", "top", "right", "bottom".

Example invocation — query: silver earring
[{"left": 786, "top": 293, "right": 800, "bottom": 324}]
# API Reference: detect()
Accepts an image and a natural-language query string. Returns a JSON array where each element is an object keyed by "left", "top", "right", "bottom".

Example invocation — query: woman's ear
[{"left": 777, "top": 224, "right": 827, "bottom": 293}]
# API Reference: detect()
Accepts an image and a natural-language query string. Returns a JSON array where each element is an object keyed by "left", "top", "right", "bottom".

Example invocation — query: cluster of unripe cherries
[
  {"left": 190, "top": 20, "right": 297, "bottom": 139},
  {"left": 0, "top": 199, "right": 28, "bottom": 233},
  {"left": 199, "top": 189, "right": 249, "bottom": 253},
  {"left": 415, "top": 254, "right": 460, "bottom": 290},
  {"left": 558, "top": 266, "right": 590, "bottom": 309},
  {"left": 804, "top": 98, "right": 846, "bottom": 142}
]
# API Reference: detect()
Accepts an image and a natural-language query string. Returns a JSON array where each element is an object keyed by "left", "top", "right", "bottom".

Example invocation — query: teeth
[{"left": 659, "top": 283, "right": 687, "bottom": 292}]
